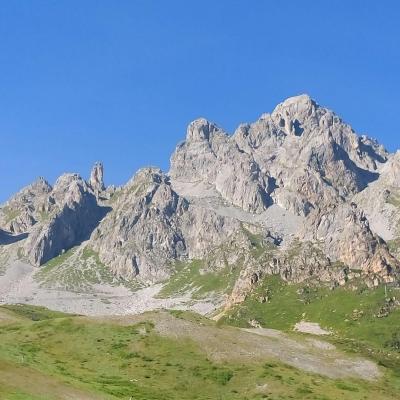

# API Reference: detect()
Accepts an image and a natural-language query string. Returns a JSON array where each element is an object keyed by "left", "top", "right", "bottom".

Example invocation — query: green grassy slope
[
  {"left": 0, "top": 304, "right": 399, "bottom": 400},
  {"left": 158, "top": 259, "right": 241, "bottom": 299},
  {"left": 221, "top": 276, "right": 400, "bottom": 385},
  {"left": 35, "top": 246, "right": 140, "bottom": 292}
]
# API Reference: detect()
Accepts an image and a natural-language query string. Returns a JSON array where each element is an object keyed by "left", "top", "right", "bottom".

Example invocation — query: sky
[{"left": 0, "top": 0, "right": 399, "bottom": 202}]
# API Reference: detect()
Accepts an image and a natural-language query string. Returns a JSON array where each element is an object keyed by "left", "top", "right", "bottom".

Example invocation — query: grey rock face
[
  {"left": 90, "top": 162, "right": 105, "bottom": 194},
  {"left": 90, "top": 168, "right": 240, "bottom": 283},
  {"left": 24, "top": 173, "right": 108, "bottom": 266},
  {"left": 302, "top": 202, "right": 398, "bottom": 282},
  {"left": 90, "top": 168, "right": 188, "bottom": 281},
  {"left": 170, "top": 119, "right": 273, "bottom": 213},
  {"left": 0, "top": 177, "right": 52, "bottom": 234},
  {"left": 353, "top": 151, "right": 400, "bottom": 242}
]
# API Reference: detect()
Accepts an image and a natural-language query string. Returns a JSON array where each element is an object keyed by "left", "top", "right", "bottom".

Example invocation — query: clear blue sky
[{"left": 1, "top": 1, "right": 399, "bottom": 202}]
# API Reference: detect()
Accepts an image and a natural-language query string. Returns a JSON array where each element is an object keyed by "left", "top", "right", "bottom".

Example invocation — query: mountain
[{"left": 0, "top": 94, "right": 399, "bottom": 315}]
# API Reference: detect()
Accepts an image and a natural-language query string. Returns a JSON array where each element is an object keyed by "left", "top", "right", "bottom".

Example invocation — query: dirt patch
[{"left": 294, "top": 321, "right": 332, "bottom": 335}]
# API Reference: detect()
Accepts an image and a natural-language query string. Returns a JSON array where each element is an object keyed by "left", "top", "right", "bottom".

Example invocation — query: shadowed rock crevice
[
  {"left": 0, "top": 229, "right": 28, "bottom": 245},
  {"left": 330, "top": 142, "right": 380, "bottom": 189}
]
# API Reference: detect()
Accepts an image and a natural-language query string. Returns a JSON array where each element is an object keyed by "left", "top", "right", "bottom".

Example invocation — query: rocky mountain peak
[
  {"left": 270, "top": 94, "right": 317, "bottom": 136},
  {"left": 32, "top": 176, "right": 52, "bottom": 191},
  {"left": 24, "top": 172, "right": 107, "bottom": 266},
  {"left": 1, "top": 94, "right": 399, "bottom": 292},
  {"left": 12, "top": 176, "right": 52, "bottom": 201},
  {"left": 0, "top": 176, "right": 53, "bottom": 234},
  {"left": 119, "top": 170, "right": 166, "bottom": 194},
  {"left": 171, "top": 95, "right": 391, "bottom": 217},
  {"left": 273, "top": 93, "right": 317, "bottom": 115},
  {"left": 127, "top": 167, "right": 164, "bottom": 186},
  {"left": 54, "top": 173, "right": 83, "bottom": 190}
]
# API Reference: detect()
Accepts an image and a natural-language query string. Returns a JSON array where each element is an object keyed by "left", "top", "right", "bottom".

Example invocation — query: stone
[
  {"left": 24, "top": 173, "right": 109, "bottom": 266},
  {"left": 90, "top": 162, "right": 105, "bottom": 194}
]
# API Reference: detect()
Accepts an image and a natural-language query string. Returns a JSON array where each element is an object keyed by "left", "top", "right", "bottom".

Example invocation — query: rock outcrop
[
  {"left": 0, "top": 177, "right": 52, "bottom": 234},
  {"left": 353, "top": 151, "right": 400, "bottom": 242},
  {"left": 90, "top": 168, "right": 241, "bottom": 282},
  {"left": 302, "top": 202, "right": 398, "bottom": 282},
  {"left": 170, "top": 119, "right": 273, "bottom": 213},
  {"left": 225, "top": 238, "right": 353, "bottom": 309},
  {"left": 90, "top": 162, "right": 105, "bottom": 194},
  {"left": 24, "top": 173, "right": 108, "bottom": 266}
]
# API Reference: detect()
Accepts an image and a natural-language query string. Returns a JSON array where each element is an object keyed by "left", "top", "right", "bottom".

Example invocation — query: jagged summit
[
  {"left": 272, "top": 93, "right": 317, "bottom": 114},
  {"left": 185, "top": 118, "right": 225, "bottom": 142},
  {"left": 279, "top": 93, "right": 314, "bottom": 104},
  {"left": 186, "top": 94, "right": 317, "bottom": 141}
]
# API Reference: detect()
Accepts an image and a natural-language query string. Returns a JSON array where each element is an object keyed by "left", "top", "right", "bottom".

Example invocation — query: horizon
[{"left": 1, "top": 1, "right": 399, "bottom": 202}]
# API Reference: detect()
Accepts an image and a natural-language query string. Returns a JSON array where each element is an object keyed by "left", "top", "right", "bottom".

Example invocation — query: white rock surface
[{"left": 294, "top": 321, "right": 332, "bottom": 336}]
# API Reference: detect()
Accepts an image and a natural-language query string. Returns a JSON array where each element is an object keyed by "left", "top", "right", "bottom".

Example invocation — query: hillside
[{"left": 0, "top": 304, "right": 400, "bottom": 400}]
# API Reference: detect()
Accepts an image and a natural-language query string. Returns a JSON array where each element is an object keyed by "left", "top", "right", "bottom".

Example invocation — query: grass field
[{"left": 0, "top": 301, "right": 400, "bottom": 399}]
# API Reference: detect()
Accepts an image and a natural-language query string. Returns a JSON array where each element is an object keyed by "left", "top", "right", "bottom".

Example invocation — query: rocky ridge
[{"left": 1, "top": 94, "right": 400, "bottom": 311}]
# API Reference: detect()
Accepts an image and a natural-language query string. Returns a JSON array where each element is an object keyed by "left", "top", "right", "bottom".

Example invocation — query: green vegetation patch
[
  {"left": 242, "top": 227, "right": 277, "bottom": 259},
  {"left": 223, "top": 275, "right": 400, "bottom": 345},
  {"left": 35, "top": 246, "right": 139, "bottom": 292},
  {"left": 0, "top": 304, "right": 73, "bottom": 321},
  {"left": 386, "top": 191, "right": 400, "bottom": 208},
  {"left": 37, "top": 210, "right": 51, "bottom": 222},
  {"left": 0, "top": 304, "right": 399, "bottom": 399},
  {"left": 222, "top": 275, "right": 400, "bottom": 384},
  {"left": 388, "top": 238, "right": 400, "bottom": 257},
  {"left": 159, "top": 228, "right": 277, "bottom": 300},
  {"left": 39, "top": 246, "right": 78, "bottom": 271},
  {"left": 158, "top": 259, "right": 241, "bottom": 299}
]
